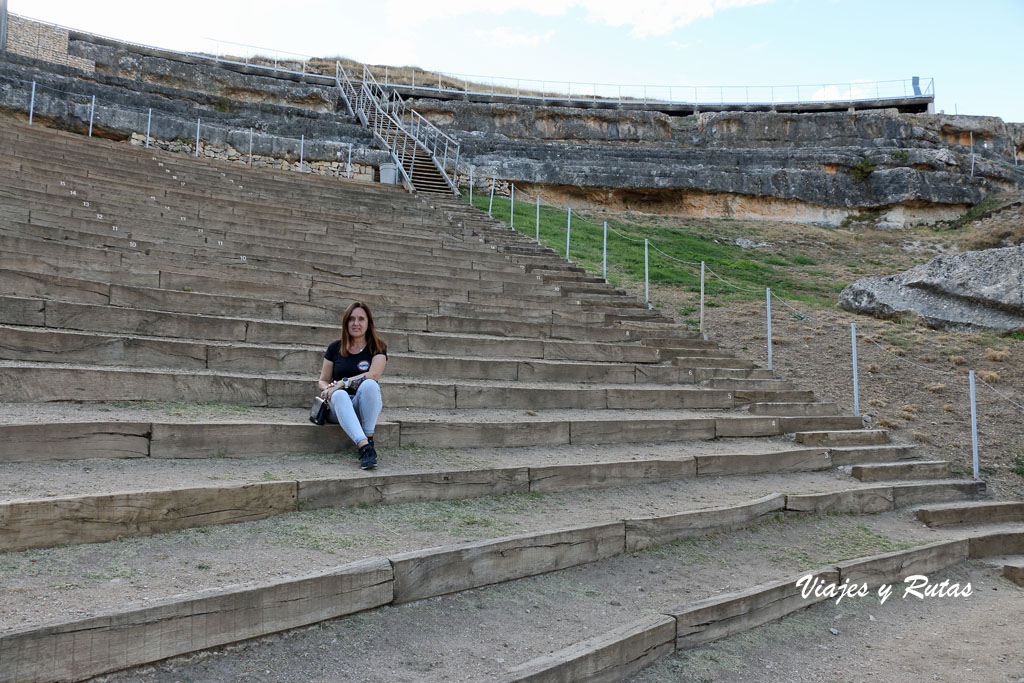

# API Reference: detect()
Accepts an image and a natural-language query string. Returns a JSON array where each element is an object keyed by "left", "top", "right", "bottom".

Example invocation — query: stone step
[
  {"left": 849, "top": 460, "right": 951, "bottom": 482},
  {"left": 0, "top": 448, "right": 862, "bottom": 552},
  {"left": 795, "top": 429, "right": 886, "bottom": 447},
  {"left": 1003, "top": 557, "right": 1024, "bottom": 586},
  {"left": 694, "top": 367, "right": 776, "bottom": 381},
  {"left": 707, "top": 378, "right": 795, "bottom": 391},
  {"left": 731, "top": 390, "right": 817, "bottom": 404},
  {"left": 915, "top": 501, "right": 1024, "bottom": 527},
  {"left": 747, "top": 402, "right": 840, "bottom": 416},
  {"left": 828, "top": 444, "right": 919, "bottom": 466},
  {"left": 672, "top": 357, "right": 755, "bottom": 370},
  {"left": 0, "top": 413, "right": 866, "bottom": 460},
  {"left": 0, "top": 363, "right": 746, "bottom": 409}
]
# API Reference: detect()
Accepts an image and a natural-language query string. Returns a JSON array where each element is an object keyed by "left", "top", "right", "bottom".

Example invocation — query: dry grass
[
  {"left": 925, "top": 383, "right": 946, "bottom": 392},
  {"left": 949, "top": 355, "right": 966, "bottom": 366},
  {"left": 977, "top": 370, "right": 1000, "bottom": 383},
  {"left": 878, "top": 418, "right": 901, "bottom": 429},
  {"left": 985, "top": 347, "right": 1011, "bottom": 362},
  {"left": 913, "top": 431, "right": 931, "bottom": 443}
]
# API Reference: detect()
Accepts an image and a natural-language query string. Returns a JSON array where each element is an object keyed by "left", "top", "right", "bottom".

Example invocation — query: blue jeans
[{"left": 328, "top": 379, "right": 382, "bottom": 446}]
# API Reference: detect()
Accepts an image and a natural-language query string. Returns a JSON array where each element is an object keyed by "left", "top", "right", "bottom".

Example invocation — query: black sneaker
[{"left": 358, "top": 443, "right": 377, "bottom": 470}]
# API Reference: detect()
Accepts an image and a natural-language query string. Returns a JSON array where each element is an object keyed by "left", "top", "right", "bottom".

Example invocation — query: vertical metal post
[
  {"left": 699, "top": 261, "right": 705, "bottom": 333},
  {"left": 28, "top": 81, "right": 36, "bottom": 125},
  {"left": 970, "top": 131, "right": 975, "bottom": 177},
  {"left": 970, "top": 370, "right": 979, "bottom": 480},
  {"left": 347, "top": 143, "right": 352, "bottom": 178},
  {"left": 194, "top": 118, "right": 200, "bottom": 157},
  {"left": 88, "top": 95, "right": 96, "bottom": 137},
  {"left": 644, "top": 239, "right": 649, "bottom": 303},
  {"left": 145, "top": 108, "right": 152, "bottom": 148},
  {"left": 766, "top": 288, "right": 773, "bottom": 370},
  {"left": 535, "top": 195, "right": 540, "bottom": 242},
  {"left": 488, "top": 175, "right": 495, "bottom": 217},
  {"left": 248, "top": 128, "right": 253, "bottom": 167},
  {"left": 566, "top": 208, "right": 571, "bottom": 259},
  {"left": 0, "top": 0, "right": 8, "bottom": 53},
  {"left": 510, "top": 184, "right": 515, "bottom": 228},
  {"left": 469, "top": 166, "right": 473, "bottom": 203},
  {"left": 299, "top": 134, "right": 304, "bottom": 172},
  {"left": 602, "top": 221, "right": 608, "bottom": 281},
  {"left": 851, "top": 323, "right": 860, "bottom": 417}
]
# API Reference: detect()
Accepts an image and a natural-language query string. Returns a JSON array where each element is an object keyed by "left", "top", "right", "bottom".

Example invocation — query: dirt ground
[
  {"left": 6, "top": 199, "right": 1024, "bottom": 681},
  {"left": 88, "top": 514, "right": 1024, "bottom": 683}
]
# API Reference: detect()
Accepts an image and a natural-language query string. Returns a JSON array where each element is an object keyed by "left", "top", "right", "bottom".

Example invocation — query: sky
[{"left": 10, "top": 0, "right": 1024, "bottom": 122}]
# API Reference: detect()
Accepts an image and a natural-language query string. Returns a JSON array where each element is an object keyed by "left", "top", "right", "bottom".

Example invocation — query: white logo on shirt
[{"left": 357, "top": 361, "right": 370, "bottom": 371}]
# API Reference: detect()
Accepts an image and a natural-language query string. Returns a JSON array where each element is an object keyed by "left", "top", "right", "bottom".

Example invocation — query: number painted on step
[
  {"left": 180, "top": 216, "right": 186, "bottom": 222},
  {"left": 240, "top": 255, "right": 246, "bottom": 262},
  {"left": 129, "top": 241, "right": 137, "bottom": 247},
  {"left": 70, "top": 190, "right": 77, "bottom": 196},
  {"left": 172, "top": 176, "right": 177, "bottom": 180},
  {"left": 96, "top": 214, "right": 103, "bottom": 219},
  {"left": 217, "top": 240, "right": 223, "bottom": 246},
  {"left": 59, "top": 181, "right": 66, "bottom": 186},
  {"left": 198, "top": 228, "right": 203, "bottom": 233},
  {"left": 82, "top": 201, "right": 89, "bottom": 207},
  {"left": 112, "top": 226, "right": 118, "bottom": 231},
  {"left": 158, "top": 162, "right": 163, "bottom": 166}
]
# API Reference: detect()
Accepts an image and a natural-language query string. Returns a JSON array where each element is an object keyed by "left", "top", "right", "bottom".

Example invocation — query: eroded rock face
[
  {"left": 838, "top": 246, "right": 1024, "bottom": 331},
  {"left": 438, "top": 103, "right": 1023, "bottom": 226},
  {"left": 409, "top": 99, "right": 672, "bottom": 143}
]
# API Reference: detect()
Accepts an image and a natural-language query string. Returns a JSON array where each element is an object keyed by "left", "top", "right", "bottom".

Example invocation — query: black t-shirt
[{"left": 324, "top": 341, "right": 387, "bottom": 394}]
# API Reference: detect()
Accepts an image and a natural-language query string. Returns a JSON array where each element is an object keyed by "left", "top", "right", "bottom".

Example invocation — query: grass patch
[
  {"left": 1011, "top": 455, "right": 1024, "bottom": 478},
  {"left": 469, "top": 192, "right": 864, "bottom": 306}
]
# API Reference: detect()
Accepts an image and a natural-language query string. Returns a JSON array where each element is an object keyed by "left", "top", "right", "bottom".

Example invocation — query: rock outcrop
[
  {"left": 416, "top": 99, "right": 1024, "bottom": 227},
  {"left": 838, "top": 246, "right": 1024, "bottom": 331}
]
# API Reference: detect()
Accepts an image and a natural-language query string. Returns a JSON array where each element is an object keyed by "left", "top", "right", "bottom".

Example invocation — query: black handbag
[{"left": 309, "top": 396, "right": 329, "bottom": 425}]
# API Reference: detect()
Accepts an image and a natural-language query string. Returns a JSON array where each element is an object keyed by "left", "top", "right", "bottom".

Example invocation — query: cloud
[
  {"left": 379, "top": 0, "right": 776, "bottom": 38},
  {"left": 475, "top": 28, "right": 556, "bottom": 48}
]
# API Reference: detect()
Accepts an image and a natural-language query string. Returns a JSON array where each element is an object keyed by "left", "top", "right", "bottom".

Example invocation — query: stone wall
[
  {"left": 5, "top": 14, "right": 93, "bottom": 72},
  {"left": 127, "top": 133, "right": 377, "bottom": 181}
]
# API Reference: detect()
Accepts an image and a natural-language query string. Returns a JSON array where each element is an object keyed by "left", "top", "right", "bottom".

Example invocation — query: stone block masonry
[
  {"left": 5, "top": 14, "right": 94, "bottom": 72},
  {"left": 127, "top": 133, "right": 377, "bottom": 181}
]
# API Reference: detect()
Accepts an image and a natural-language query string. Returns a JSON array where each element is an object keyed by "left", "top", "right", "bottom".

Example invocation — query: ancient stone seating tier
[{"left": 0, "top": 117, "right": 1009, "bottom": 682}]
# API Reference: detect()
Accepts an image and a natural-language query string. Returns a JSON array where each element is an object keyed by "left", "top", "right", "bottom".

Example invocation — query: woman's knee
[
  {"left": 329, "top": 391, "right": 351, "bottom": 411},
  {"left": 357, "top": 379, "right": 381, "bottom": 397}
]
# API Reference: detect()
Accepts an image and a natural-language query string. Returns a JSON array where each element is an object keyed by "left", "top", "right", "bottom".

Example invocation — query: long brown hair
[{"left": 339, "top": 301, "right": 386, "bottom": 357}]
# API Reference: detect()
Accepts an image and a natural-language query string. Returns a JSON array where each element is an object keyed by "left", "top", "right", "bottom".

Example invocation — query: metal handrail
[
  {"left": 360, "top": 65, "right": 460, "bottom": 193},
  {"left": 336, "top": 61, "right": 415, "bottom": 192}
]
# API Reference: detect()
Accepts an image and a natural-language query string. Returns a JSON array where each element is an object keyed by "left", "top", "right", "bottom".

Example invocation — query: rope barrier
[
  {"left": 976, "top": 375, "right": 1024, "bottom": 413},
  {"left": 604, "top": 223, "right": 643, "bottom": 243},
  {"left": 649, "top": 243, "right": 702, "bottom": 267},
  {"left": 702, "top": 264, "right": 761, "bottom": 293}
]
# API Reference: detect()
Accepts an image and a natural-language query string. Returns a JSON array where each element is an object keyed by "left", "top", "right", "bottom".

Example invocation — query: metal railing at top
[{"left": 372, "top": 67, "right": 934, "bottom": 108}]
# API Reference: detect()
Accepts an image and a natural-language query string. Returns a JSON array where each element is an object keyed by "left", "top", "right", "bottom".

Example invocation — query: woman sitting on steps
[{"left": 317, "top": 301, "right": 387, "bottom": 470}]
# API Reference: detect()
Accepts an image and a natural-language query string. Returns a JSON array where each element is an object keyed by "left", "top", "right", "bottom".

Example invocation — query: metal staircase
[{"left": 335, "top": 62, "right": 460, "bottom": 196}]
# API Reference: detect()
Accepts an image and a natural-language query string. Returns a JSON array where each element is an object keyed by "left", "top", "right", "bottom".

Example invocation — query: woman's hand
[{"left": 320, "top": 380, "right": 339, "bottom": 400}]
